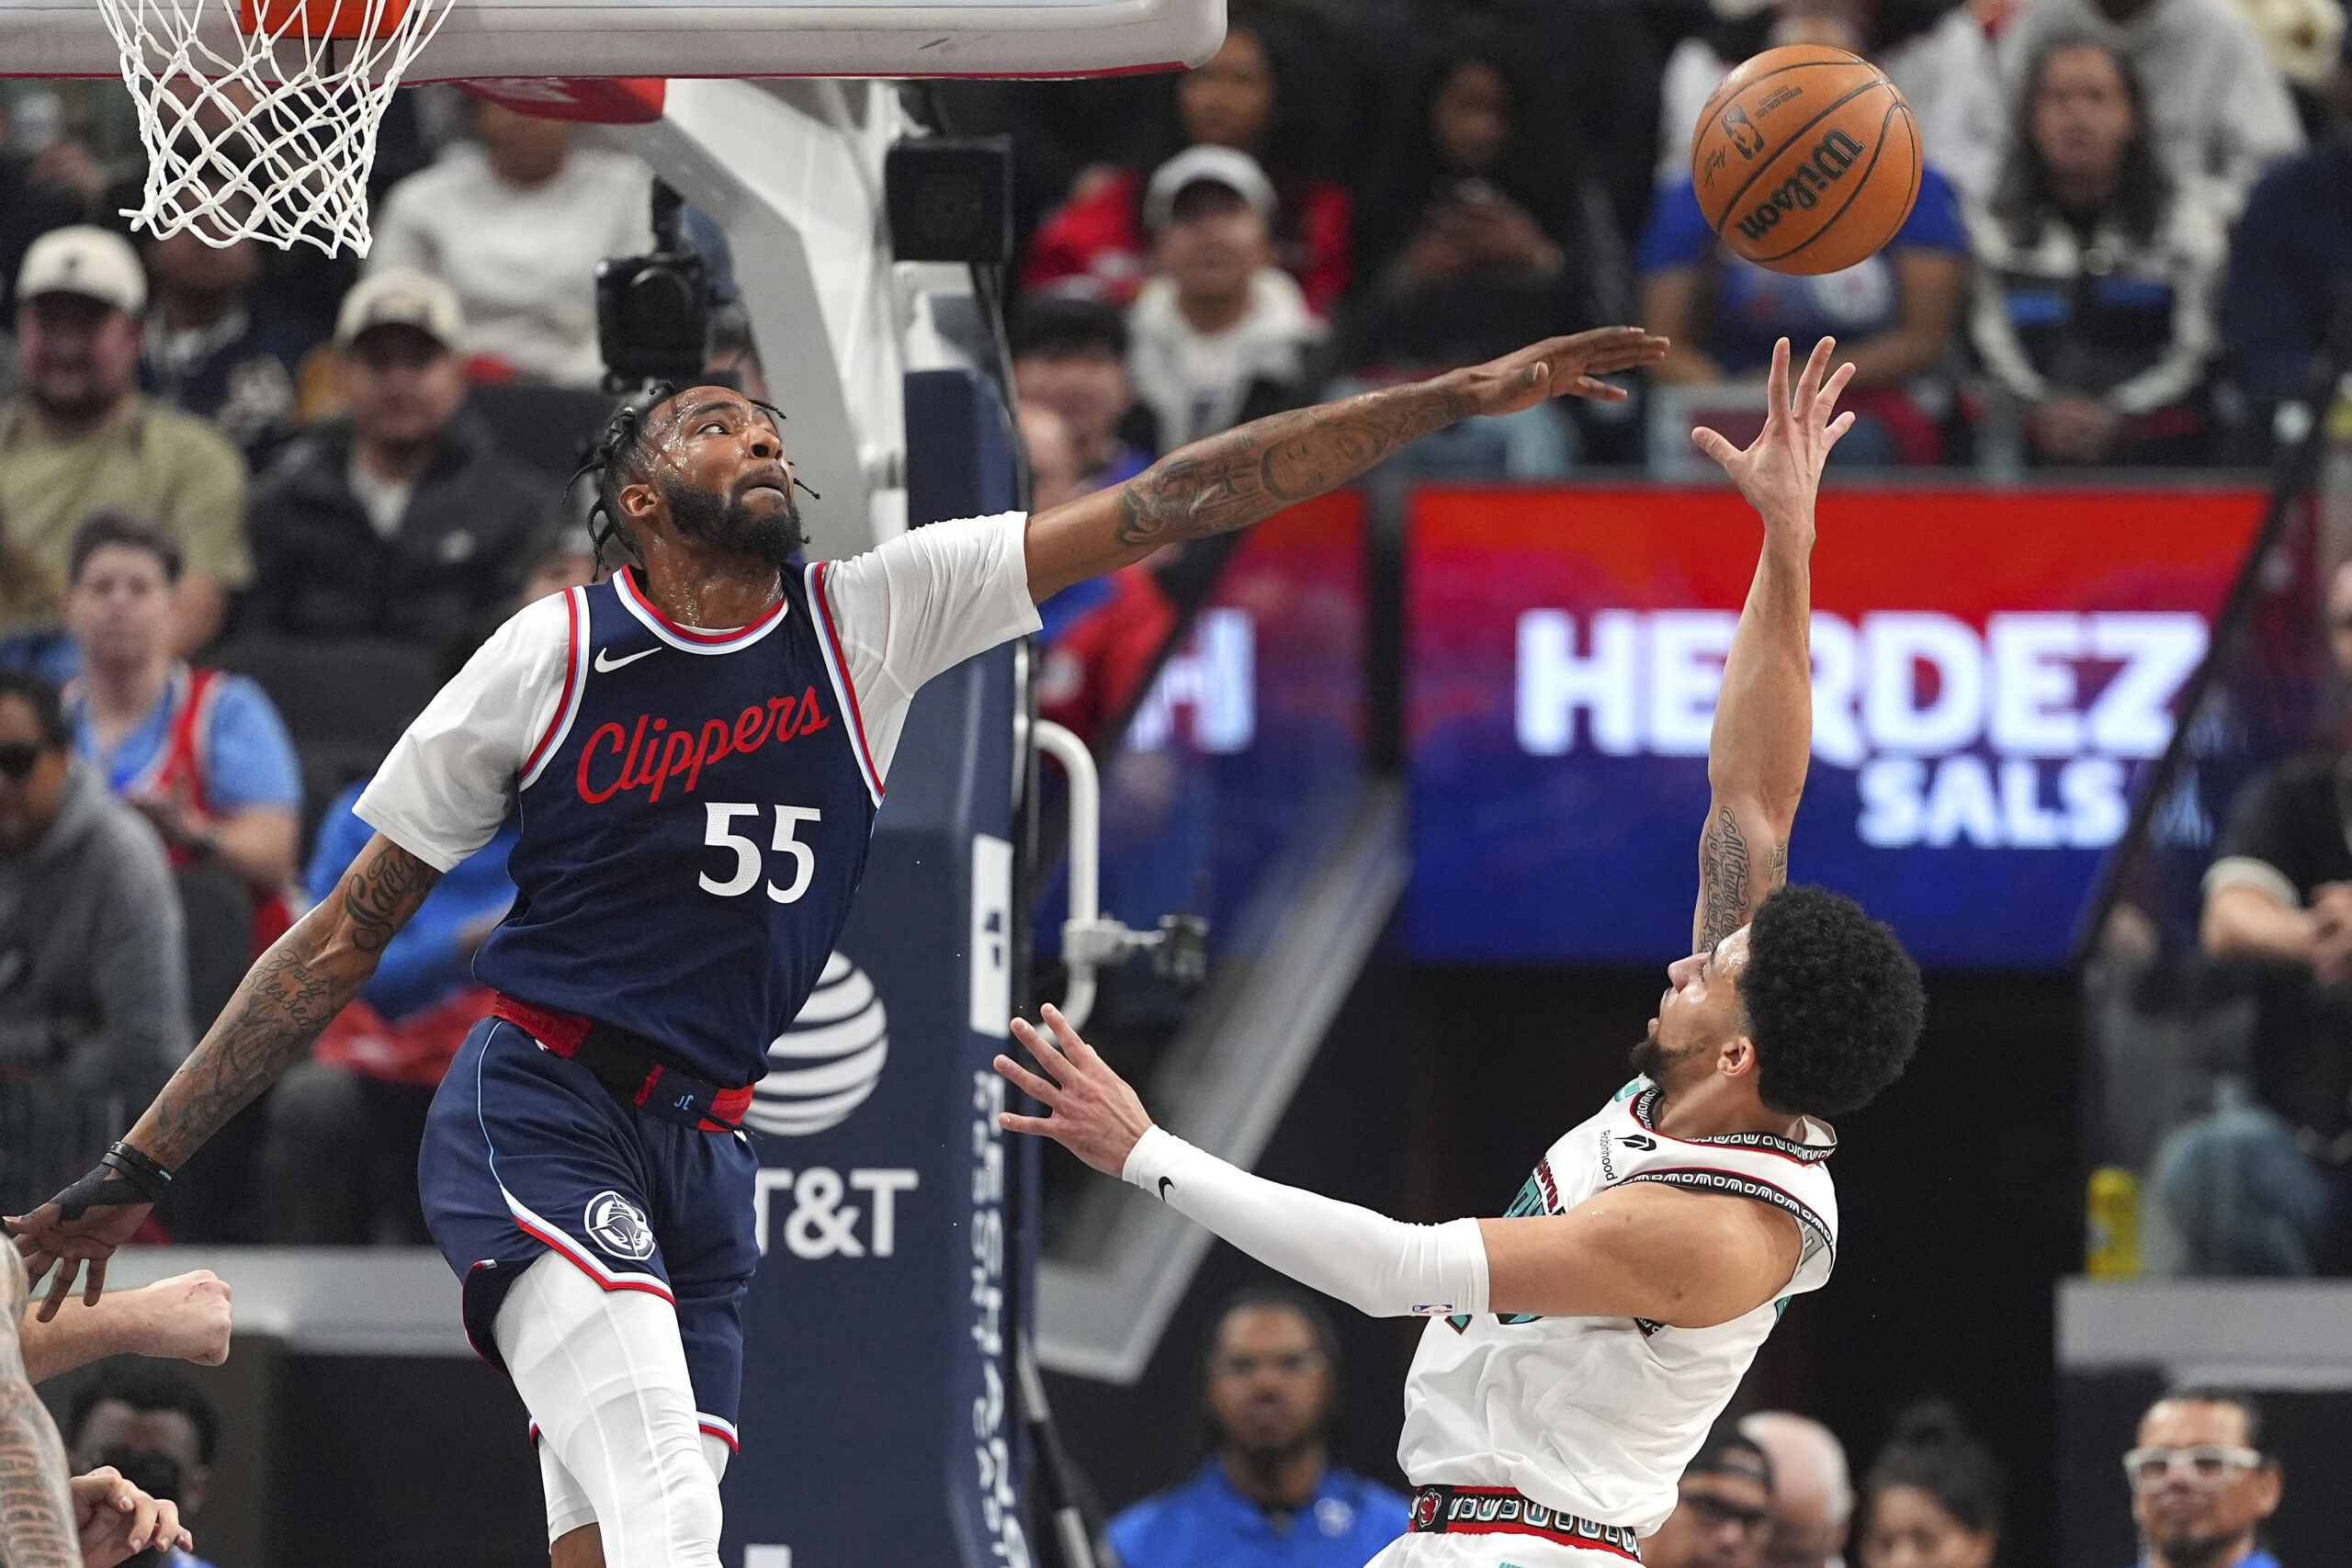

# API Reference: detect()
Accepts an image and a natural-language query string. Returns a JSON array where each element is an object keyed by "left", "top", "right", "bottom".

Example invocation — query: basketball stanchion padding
[
  {"left": 97, "top": 0, "right": 452, "bottom": 254},
  {"left": 1690, "top": 43, "right": 1922, "bottom": 276}
]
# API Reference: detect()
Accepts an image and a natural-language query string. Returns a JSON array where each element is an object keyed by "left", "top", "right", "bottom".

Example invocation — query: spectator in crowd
[
  {"left": 2185, "top": 562, "right": 2352, "bottom": 1276},
  {"left": 1884, "top": 0, "right": 2020, "bottom": 205},
  {"left": 1127, "top": 148, "right": 1324, "bottom": 452},
  {"left": 0, "top": 669, "right": 187, "bottom": 1221},
  {"left": 1643, "top": 1418, "right": 1777, "bottom": 1568},
  {"left": 1998, "top": 0, "right": 2304, "bottom": 220},
  {"left": 1639, "top": 155, "right": 1969, "bottom": 466},
  {"left": 368, "top": 102, "right": 653, "bottom": 388},
  {"left": 1022, "top": 5, "right": 1353, "bottom": 317},
  {"left": 1470, "top": 0, "right": 1663, "bottom": 252},
  {"left": 136, "top": 167, "right": 322, "bottom": 469},
  {"left": 0, "top": 96, "right": 87, "bottom": 326},
  {"left": 1107, "top": 1285, "right": 1407, "bottom": 1568},
  {"left": 2123, "top": 1388, "right": 2282, "bottom": 1568},
  {"left": 62, "top": 513, "right": 301, "bottom": 955},
  {"left": 1012, "top": 298, "right": 1154, "bottom": 490},
  {"left": 1019, "top": 401, "right": 1087, "bottom": 515},
  {"left": 0, "top": 227, "right": 249, "bottom": 653},
  {"left": 2223, "top": 30, "right": 2352, "bottom": 425},
  {"left": 1854, "top": 1403, "right": 2000, "bottom": 1568},
  {"left": 1741, "top": 1411, "right": 1856, "bottom": 1568},
  {"left": 0, "top": 501, "right": 72, "bottom": 679},
  {"left": 244, "top": 269, "right": 557, "bottom": 652},
  {"left": 65, "top": 1363, "right": 221, "bottom": 1568},
  {"left": 1965, "top": 36, "right": 2226, "bottom": 466},
  {"left": 1338, "top": 19, "right": 1626, "bottom": 474},
  {"left": 1350, "top": 21, "right": 1626, "bottom": 357},
  {"left": 256, "top": 773, "right": 514, "bottom": 1243}
]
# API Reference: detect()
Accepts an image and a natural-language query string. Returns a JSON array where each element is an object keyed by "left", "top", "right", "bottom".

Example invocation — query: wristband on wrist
[{"left": 99, "top": 1141, "right": 173, "bottom": 1204}]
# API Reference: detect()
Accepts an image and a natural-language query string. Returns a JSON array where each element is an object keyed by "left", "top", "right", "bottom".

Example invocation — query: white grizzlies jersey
[{"left": 1397, "top": 1077, "right": 1838, "bottom": 1537}]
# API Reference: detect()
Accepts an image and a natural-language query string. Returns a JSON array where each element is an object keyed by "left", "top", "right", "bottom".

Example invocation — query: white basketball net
[{"left": 96, "top": 0, "right": 454, "bottom": 254}]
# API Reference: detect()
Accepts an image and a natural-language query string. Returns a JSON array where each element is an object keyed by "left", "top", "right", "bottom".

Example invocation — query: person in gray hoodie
[{"left": 0, "top": 669, "right": 187, "bottom": 1219}]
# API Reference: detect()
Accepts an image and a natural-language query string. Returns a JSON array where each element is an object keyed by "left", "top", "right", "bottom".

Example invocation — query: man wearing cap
[
  {"left": 0, "top": 225, "right": 250, "bottom": 655},
  {"left": 1128, "top": 147, "right": 1325, "bottom": 451},
  {"left": 1644, "top": 1420, "right": 1778, "bottom": 1568},
  {"left": 243, "top": 268, "right": 558, "bottom": 656}
]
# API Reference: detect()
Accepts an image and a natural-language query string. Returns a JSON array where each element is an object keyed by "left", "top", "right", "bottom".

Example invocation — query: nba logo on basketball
[{"left": 1721, "top": 104, "right": 1765, "bottom": 160}]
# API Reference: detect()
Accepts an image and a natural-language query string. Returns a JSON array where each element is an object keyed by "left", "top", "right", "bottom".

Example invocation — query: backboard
[{"left": 0, "top": 0, "right": 1225, "bottom": 80}]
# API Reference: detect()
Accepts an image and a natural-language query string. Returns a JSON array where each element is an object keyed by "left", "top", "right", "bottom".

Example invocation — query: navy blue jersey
[{"left": 472, "top": 564, "right": 882, "bottom": 1086}]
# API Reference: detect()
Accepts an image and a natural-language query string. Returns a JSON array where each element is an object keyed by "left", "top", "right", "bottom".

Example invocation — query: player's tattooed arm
[
  {"left": 6, "top": 834, "right": 439, "bottom": 1317},
  {"left": 0, "top": 1246, "right": 82, "bottom": 1568},
  {"left": 1023, "top": 327, "right": 1667, "bottom": 600},
  {"left": 1689, "top": 336, "right": 1849, "bottom": 953}
]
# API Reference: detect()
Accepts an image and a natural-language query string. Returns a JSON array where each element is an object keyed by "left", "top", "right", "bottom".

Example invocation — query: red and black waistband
[
  {"left": 1408, "top": 1485, "right": 1642, "bottom": 1561},
  {"left": 491, "top": 994, "right": 756, "bottom": 1134}
]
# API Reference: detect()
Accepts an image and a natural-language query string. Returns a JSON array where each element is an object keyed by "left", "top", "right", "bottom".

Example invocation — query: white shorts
[{"left": 1363, "top": 1532, "right": 1643, "bottom": 1568}]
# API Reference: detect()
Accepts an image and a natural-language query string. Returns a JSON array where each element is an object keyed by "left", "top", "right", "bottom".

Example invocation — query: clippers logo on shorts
[{"left": 585, "top": 1190, "right": 657, "bottom": 1261}]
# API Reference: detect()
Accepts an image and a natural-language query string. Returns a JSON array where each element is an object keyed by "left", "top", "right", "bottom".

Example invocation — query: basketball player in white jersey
[{"left": 995, "top": 335, "right": 1927, "bottom": 1568}]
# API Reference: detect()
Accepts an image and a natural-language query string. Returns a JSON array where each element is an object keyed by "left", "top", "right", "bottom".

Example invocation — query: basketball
[{"left": 1689, "top": 44, "right": 1922, "bottom": 276}]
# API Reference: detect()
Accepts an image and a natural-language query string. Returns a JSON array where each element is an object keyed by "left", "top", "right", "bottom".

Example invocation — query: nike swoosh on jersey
[{"left": 594, "top": 646, "right": 660, "bottom": 672}]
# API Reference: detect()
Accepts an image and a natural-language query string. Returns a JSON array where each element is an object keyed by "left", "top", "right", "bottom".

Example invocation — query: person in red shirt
[{"left": 1021, "top": 6, "right": 1353, "bottom": 318}]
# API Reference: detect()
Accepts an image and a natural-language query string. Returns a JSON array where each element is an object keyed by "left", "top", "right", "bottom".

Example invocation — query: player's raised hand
[
  {"left": 995, "top": 1004, "right": 1156, "bottom": 1178},
  {"left": 1453, "top": 326, "right": 1670, "bottom": 416},
  {"left": 1693, "top": 336, "right": 1855, "bottom": 530}
]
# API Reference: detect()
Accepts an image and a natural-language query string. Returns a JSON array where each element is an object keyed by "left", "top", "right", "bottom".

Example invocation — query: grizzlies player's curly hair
[{"left": 1740, "top": 884, "right": 1924, "bottom": 1119}]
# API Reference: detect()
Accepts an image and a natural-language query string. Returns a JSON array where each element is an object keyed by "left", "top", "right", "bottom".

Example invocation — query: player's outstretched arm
[
  {"left": 0, "top": 1246, "right": 81, "bottom": 1568},
  {"left": 19, "top": 1271, "right": 234, "bottom": 1384},
  {"left": 1023, "top": 326, "right": 1669, "bottom": 601},
  {"left": 1688, "top": 336, "right": 1854, "bottom": 953},
  {"left": 6, "top": 835, "right": 439, "bottom": 1318},
  {"left": 997, "top": 1008, "right": 1492, "bottom": 1319},
  {"left": 1478, "top": 1187, "right": 1804, "bottom": 1330}
]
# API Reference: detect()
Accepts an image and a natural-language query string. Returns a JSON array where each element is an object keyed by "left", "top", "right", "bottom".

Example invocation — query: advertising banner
[{"left": 1407, "top": 484, "right": 2266, "bottom": 966}]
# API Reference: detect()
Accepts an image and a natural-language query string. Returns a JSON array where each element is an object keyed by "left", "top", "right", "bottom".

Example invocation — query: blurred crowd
[{"left": 1100, "top": 1284, "right": 2288, "bottom": 1568}]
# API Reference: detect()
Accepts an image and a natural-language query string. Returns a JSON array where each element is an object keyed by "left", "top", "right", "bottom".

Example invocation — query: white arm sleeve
[
  {"left": 1122, "top": 1127, "right": 1490, "bottom": 1319},
  {"left": 818, "top": 513, "right": 1043, "bottom": 783},
  {"left": 355, "top": 593, "right": 572, "bottom": 871}
]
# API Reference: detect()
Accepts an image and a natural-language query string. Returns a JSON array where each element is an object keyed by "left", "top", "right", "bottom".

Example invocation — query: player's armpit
[{"left": 1478, "top": 1181, "right": 1803, "bottom": 1329}]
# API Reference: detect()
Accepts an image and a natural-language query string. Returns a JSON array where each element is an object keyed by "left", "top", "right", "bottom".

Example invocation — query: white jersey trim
[
  {"left": 613, "top": 563, "right": 790, "bottom": 655},
  {"left": 806, "top": 559, "right": 885, "bottom": 807},
  {"left": 519, "top": 587, "right": 591, "bottom": 791}
]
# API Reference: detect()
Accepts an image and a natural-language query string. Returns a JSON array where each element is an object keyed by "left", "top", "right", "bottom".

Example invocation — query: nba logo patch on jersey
[{"left": 585, "top": 1190, "right": 657, "bottom": 1261}]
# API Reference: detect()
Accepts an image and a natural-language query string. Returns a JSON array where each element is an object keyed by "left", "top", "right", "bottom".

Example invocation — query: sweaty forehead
[{"left": 653, "top": 386, "right": 775, "bottom": 435}]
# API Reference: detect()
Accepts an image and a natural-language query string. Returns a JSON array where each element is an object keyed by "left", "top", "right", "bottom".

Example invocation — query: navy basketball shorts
[{"left": 419, "top": 1016, "right": 762, "bottom": 1453}]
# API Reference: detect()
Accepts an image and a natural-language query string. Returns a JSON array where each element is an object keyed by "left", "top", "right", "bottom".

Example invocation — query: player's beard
[
  {"left": 1627, "top": 1022, "right": 1694, "bottom": 1086},
  {"left": 662, "top": 473, "right": 806, "bottom": 567}
]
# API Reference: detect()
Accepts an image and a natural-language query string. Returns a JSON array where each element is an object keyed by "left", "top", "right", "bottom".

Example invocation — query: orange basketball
[{"left": 1689, "top": 44, "right": 1921, "bottom": 276}]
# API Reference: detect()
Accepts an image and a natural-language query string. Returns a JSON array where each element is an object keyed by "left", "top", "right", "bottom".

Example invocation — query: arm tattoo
[
  {"left": 145, "top": 839, "right": 437, "bottom": 1168},
  {"left": 1696, "top": 810, "right": 1792, "bottom": 953},
  {"left": 1115, "top": 379, "right": 1473, "bottom": 548},
  {"left": 0, "top": 1250, "right": 79, "bottom": 1568},
  {"left": 1697, "top": 807, "right": 1755, "bottom": 954}
]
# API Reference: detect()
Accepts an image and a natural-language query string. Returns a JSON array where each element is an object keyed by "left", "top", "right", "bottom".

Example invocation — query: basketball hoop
[{"left": 96, "top": 0, "right": 453, "bottom": 255}]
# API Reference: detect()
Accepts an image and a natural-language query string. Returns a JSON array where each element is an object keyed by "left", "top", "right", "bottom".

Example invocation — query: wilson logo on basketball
[{"left": 1733, "top": 129, "right": 1865, "bottom": 243}]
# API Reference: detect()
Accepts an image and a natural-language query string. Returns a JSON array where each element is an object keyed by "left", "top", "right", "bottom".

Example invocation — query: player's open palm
[
  {"left": 995, "top": 1005, "right": 1156, "bottom": 1178},
  {"left": 1456, "top": 326, "right": 1670, "bottom": 416},
  {"left": 1693, "top": 336, "right": 1855, "bottom": 527}
]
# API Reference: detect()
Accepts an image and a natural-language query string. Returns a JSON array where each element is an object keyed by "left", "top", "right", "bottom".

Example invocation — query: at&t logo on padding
[{"left": 747, "top": 951, "right": 888, "bottom": 1136}]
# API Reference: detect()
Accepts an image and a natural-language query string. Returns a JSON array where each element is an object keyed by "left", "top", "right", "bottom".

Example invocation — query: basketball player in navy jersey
[{"left": 8, "top": 326, "right": 1665, "bottom": 1568}]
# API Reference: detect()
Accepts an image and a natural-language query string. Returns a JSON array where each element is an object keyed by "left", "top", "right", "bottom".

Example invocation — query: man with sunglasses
[
  {"left": 0, "top": 669, "right": 188, "bottom": 1223},
  {"left": 1642, "top": 1421, "right": 1776, "bottom": 1568},
  {"left": 2125, "top": 1387, "right": 2282, "bottom": 1568}
]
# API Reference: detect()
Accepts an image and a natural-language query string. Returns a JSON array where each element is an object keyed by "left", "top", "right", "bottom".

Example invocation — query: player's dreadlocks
[{"left": 571, "top": 382, "right": 815, "bottom": 570}]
